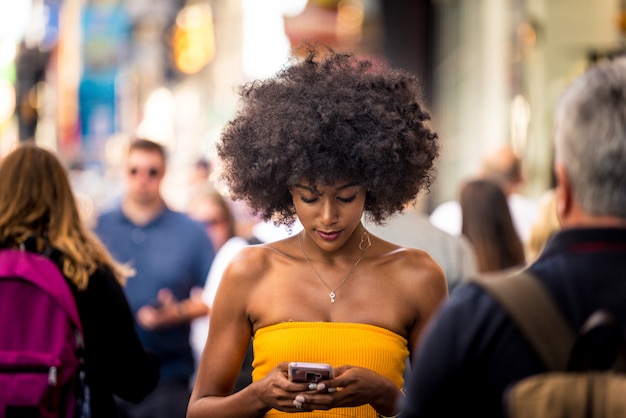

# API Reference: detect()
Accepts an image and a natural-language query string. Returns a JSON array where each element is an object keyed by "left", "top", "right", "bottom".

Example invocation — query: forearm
[
  {"left": 177, "top": 297, "right": 209, "bottom": 322},
  {"left": 136, "top": 297, "right": 208, "bottom": 330},
  {"left": 188, "top": 382, "right": 271, "bottom": 418},
  {"left": 370, "top": 380, "right": 404, "bottom": 417}
]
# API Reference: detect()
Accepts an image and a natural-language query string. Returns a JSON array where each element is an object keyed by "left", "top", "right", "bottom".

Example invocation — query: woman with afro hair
[{"left": 188, "top": 44, "right": 448, "bottom": 418}]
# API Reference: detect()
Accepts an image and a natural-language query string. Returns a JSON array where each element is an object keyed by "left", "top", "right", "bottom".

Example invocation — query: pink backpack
[{"left": 0, "top": 249, "right": 89, "bottom": 418}]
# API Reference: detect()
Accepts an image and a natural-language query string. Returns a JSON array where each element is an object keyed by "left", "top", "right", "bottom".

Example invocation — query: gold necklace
[{"left": 298, "top": 230, "right": 371, "bottom": 303}]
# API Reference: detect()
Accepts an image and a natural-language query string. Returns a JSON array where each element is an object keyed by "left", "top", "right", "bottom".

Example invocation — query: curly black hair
[{"left": 217, "top": 44, "right": 439, "bottom": 227}]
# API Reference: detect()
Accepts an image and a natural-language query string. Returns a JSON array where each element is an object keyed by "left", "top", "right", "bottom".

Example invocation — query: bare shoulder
[
  {"left": 374, "top": 236, "right": 444, "bottom": 274},
  {"left": 224, "top": 245, "right": 269, "bottom": 274},
  {"left": 362, "top": 235, "right": 447, "bottom": 341},
  {"left": 220, "top": 238, "right": 298, "bottom": 287},
  {"left": 371, "top": 235, "right": 448, "bottom": 296}
]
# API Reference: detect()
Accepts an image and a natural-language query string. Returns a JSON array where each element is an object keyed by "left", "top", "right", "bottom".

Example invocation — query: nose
[{"left": 319, "top": 198, "right": 338, "bottom": 226}]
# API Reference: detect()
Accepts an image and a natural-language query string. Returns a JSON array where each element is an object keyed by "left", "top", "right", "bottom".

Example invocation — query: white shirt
[{"left": 190, "top": 236, "right": 250, "bottom": 362}]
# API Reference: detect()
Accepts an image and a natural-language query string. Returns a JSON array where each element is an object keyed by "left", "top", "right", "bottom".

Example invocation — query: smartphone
[{"left": 288, "top": 362, "right": 333, "bottom": 383}]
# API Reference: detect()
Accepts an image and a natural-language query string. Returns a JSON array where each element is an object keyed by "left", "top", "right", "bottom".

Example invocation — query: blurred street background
[{"left": 0, "top": 0, "right": 624, "bottom": 217}]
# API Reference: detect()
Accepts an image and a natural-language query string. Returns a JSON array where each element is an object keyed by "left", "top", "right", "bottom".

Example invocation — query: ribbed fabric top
[{"left": 252, "top": 321, "right": 409, "bottom": 417}]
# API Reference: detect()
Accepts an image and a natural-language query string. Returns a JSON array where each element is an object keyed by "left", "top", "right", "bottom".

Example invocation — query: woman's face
[
  {"left": 188, "top": 197, "right": 230, "bottom": 251},
  {"left": 290, "top": 180, "right": 366, "bottom": 252}
]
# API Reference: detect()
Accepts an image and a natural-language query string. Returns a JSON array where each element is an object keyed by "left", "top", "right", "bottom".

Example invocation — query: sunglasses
[
  {"left": 128, "top": 167, "right": 161, "bottom": 178},
  {"left": 202, "top": 219, "right": 224, "bottom": 228}
]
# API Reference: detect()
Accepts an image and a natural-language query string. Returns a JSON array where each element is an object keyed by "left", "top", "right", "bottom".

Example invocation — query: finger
[
  {"left": 136, "top": 308, "right": 156, "bottom": 329},
  {"left": 294, "top": 395, "right": 305, "bottom": 410},
  {"left": 158, "top": 288, "right": 174, "bottom": 302},
  {"left": 190, "top": 287, "right": 204, "bottom": 299}
]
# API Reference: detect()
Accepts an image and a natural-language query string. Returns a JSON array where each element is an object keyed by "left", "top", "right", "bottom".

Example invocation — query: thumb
[{"left": 157, "top": 288, "right": 176, "bottom": 304}]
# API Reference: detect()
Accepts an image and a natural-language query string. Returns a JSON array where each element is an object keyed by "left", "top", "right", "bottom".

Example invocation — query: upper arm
[{"left": 407, "top": 252, "right": 449, "bottom": 356}]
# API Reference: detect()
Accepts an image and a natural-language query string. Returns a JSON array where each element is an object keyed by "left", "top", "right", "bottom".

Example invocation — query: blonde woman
[{"left": 0, "top": 142, "right": 159, "bottom": 417}]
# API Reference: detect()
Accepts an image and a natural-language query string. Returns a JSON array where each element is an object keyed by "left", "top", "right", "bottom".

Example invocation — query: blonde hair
[
  {"left": 0, "top": 143, "right": 132, "bottom": 289},
  {"left": 526, "top": 189, "right": 560, "bottom": 263}
]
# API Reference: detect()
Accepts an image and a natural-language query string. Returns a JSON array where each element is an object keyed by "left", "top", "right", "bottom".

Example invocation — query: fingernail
[
  {"left": 295, "top": 395, "right": 305, "bottom": 403},
  {"left": 317, "top": 383, "right": 326, "bottom": 391}
]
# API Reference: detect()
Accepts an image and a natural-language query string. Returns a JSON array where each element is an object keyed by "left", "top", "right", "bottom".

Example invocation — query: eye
[
  {"left": 300, "top": 196, "right": 319, "bottom": 204},
  {"left": 338, "top": 195, "right": 357, "bottom": 203}
]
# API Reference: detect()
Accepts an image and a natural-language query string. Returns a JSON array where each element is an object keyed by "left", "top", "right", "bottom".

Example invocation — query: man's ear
[{"left": 554, "top": 163, "right": 572, "bottom": 225}]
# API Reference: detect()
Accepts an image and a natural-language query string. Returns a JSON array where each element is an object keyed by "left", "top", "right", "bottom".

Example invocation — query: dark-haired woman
[{"left": 188, "top": 44, "right": 447, "bottom": 418}]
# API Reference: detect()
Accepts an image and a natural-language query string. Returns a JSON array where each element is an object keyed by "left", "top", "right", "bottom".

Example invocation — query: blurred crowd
[{"left": 1, "top": 12, "right": 625, "bottom": 414}]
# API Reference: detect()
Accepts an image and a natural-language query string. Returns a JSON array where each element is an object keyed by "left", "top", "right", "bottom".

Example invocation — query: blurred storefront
[
  {"left": 2, "top": 0, "right": 625, "bottom": 211},
  {"left": 430, "top": 0, "right": 625, "bottom": 206}
]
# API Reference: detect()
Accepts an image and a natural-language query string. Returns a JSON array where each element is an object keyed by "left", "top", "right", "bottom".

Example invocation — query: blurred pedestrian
[
  {"left": 94, "top": 138, "right": 215, "bottom": 418},
  {"left": 186, "top": 186, "right": 250, "bottom": 378},
  {"left": 430, "top": 144, "right": 539, "bottom": 244},
  {"left": 0, "top": 142, "right": 159, "bottom": 417},
  {"left": 402, "top": 55, "right": 626, "bottom": 418},
  {"left": 460, "top": 178, "right": 526, "bottom": 274}
]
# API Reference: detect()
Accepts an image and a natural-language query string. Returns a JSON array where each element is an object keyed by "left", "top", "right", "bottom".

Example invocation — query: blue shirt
[{"left": 95, "top": 206, "right": 215, "bottom": 382}]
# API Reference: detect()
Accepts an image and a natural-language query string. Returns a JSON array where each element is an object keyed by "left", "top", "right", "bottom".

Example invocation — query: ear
[{"left": 554, "top": 163, "right": 573, "bottom": 225}]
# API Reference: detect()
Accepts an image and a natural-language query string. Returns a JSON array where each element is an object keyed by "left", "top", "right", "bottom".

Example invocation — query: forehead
[{"left": 126, "top": 149, "right": 165, "bottom": 167}]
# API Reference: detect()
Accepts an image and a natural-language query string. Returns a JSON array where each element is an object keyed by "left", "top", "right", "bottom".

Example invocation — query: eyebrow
[{"left": 293, "top": 182, "right": 359, "bottom": 193}]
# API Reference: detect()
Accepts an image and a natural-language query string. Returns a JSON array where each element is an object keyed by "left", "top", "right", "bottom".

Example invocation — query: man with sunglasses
[{"left": 95, "top": 138, "right": 215, "bottom": 418}]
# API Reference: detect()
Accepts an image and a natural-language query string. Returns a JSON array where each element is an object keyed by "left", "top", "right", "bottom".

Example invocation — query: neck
[
  {"left": 561, "top": 215, "right": 626, "bottom": 229},
  {"left": 298, "top": 227, "right": 371, "bottom": 303},
  {"left": 558, "top": 196, "right": 626, "bottom": 229},
  {"left": 122, "top": 197, "right": 165, "bottom": 226}
]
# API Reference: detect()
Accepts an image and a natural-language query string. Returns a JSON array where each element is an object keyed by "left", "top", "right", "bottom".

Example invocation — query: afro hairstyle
[{"left": 217, "top": 43, "right": 439, "bottom": 227}]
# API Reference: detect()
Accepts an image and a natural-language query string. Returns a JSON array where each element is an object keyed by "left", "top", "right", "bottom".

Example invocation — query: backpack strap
[{"left": 473, "top": 271, "right": 575, "bottom": 371}]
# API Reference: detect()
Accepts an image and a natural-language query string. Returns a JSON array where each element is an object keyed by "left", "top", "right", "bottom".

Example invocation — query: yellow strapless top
[{"left": 252, "top": 322, "right": 409, "bottom": 417}]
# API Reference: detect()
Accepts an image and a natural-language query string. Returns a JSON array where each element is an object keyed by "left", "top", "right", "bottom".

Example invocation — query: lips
[{"left": 317, "top": 230, "right": 341, "bottom": 241}]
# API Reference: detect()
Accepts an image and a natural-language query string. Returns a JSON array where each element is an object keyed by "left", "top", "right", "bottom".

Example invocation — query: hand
[
  {"left": 326, "top": 365, "right": 402, "bottom": 415},
  {"left": 251, "top": 362, "right": 335, "bottom": 413},
  {"left": 136, "top": 288, "right": 184, "bottom": 330}
]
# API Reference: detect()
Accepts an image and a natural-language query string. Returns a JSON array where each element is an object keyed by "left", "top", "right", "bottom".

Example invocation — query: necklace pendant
[{"left": 329, "top": 291, "right": 336, "bottom": 303}]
